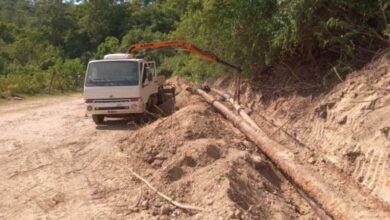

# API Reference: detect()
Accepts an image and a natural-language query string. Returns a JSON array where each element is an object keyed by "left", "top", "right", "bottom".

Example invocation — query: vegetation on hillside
[{"left": 0, "top": 0, "right": 389, "bottom": 97}]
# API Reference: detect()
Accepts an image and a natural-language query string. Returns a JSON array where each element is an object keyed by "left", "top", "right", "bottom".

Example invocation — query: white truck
[{"left": 84, "top": 53, "right": 174, "bottom": 125}]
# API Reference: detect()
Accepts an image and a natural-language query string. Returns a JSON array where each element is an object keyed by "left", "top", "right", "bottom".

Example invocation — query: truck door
[
  {"left": 140, "top": 61, "right": 158, "bottom": 107},
  {"left": 145, "top": 61, "right": 156, "bottom": 81},
  {"left": 141, "top": 62, "right": 156, "bottom": 85}
]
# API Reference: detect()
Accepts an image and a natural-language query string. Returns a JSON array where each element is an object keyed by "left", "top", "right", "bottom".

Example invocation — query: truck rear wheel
[
  {"left": 157, "top": 87, "right": 176, "bottom": 115},
  {"left": 92, "top": 115, "right": 104, "bottom": 125}
]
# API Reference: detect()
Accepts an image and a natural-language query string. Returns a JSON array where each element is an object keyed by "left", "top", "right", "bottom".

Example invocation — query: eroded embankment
[
  {"left": 119, "top": 86, "right": 316, "bottom": 219},
  {"left": 212, "top": 50, "right": 390, "bottom": 218}
]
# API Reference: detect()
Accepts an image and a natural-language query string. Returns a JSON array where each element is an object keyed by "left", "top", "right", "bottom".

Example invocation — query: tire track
[
  {"left": 367, "top": 152, "right": 386, "bottom": 191},
  {"left": 349, "top": 146, "right": 390, "bottom": 204},
  {"left": 355, "top": 149, "right": 374, "bottom": 183},
  {"left": 0, "top": 96, "right": 136, "bottom": 219},
  {"left": 374, "top": 153, "right": 389, "bottom": 198},
  {"left": 361, "top": 150, "right": 379, "bottom": 186}
]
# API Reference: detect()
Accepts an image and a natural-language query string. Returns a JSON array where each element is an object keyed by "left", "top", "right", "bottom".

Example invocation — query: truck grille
[
  {"left": 93, "top": 99, "right": 129, "bottom": 103},
  {"left": 94, "top": 106, "right": 129, "bottom": 110}
]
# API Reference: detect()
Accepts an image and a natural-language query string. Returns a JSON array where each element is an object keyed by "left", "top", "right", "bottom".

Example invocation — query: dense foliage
[
  {"left": 172, "top": 0, "right": 390, "bottom": 77},
  {"left": 0, "top": 0, "right": 179, "bottom": 96},
  {"left": 0, "top": 0, "right": 389, "bottom": 96}
]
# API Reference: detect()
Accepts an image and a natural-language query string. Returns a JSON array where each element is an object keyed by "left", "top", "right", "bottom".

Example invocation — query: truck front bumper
[{"left": 85, "top": 100, "right": 144, "bottom": 115}]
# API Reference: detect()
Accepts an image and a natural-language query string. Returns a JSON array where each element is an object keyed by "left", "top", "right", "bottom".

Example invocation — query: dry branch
[
  {"left": 270, "top": 118, "right": 293, "bottom": 137},
  {"left": 123, "top": 166, "right": 206, "bottom": 212}
]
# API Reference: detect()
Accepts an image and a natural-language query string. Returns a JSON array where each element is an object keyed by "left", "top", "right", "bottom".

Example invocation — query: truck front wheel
[{"left": 92, "top": 115, "right": 104, "bottom": 125}]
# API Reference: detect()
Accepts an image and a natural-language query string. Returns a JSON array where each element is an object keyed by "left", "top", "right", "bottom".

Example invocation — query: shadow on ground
[{"left": 95, "top": 118, "right": 141, "bottom": 131}]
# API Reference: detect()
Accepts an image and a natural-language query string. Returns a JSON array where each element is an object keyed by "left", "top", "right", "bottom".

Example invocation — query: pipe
[
  {"left": 211, "top": 88, "right": 259, "bottom": 130},
  {"left": 196, "top": 88, "right": 390, "bottom": 220},
  {"left": 211, "top": 89, "right": 331, "bottom": 220}
]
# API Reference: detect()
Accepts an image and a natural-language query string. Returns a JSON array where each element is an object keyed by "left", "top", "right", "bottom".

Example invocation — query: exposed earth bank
[{"left": 214, "top": 50, "right": 390, "bottom": 209}]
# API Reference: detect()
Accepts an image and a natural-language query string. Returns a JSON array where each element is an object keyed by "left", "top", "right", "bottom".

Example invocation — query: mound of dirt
[
  {"left": 119, "top": 85, "right": 315, "bottom": 219},
  {"left": 167, "top": 76, "right": 204, "bottom": 109}
]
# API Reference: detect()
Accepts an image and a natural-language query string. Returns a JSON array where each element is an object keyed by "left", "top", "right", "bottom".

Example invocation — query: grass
[{"left": 0, "top": 91, "right": 82, "bottom": 107}]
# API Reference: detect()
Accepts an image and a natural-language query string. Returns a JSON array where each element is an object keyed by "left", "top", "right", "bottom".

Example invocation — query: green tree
[
  {"left": 96, "top": 36, "right": 120, "bottom": 58},
  {"left": 54, "top": 58, "right": 85, "bottom": 91}
]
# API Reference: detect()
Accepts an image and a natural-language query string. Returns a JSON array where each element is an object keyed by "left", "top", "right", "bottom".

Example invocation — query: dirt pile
[
  {"left": 119, "top": 86, "right": 315, "bottom": 219},
  {"left": 214, "top": 50, "right": 390, "bottom": 206}
]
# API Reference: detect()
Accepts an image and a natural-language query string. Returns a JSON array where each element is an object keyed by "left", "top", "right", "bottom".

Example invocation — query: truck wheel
[
  {"left": 135, "top": 114, "right": 149, "bottom": 124},
  {"left": 157, "top": 87, "right": 176, "bottom": 115},
  {"left": 92, "top": 115, "right": 104, "bottom": 125}
]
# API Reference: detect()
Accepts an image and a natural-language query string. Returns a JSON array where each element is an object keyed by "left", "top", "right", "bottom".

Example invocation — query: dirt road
[
  {"left": 0, "top": 93, "right": 319, "bottom": 220},
  {"left": 0, "top": 95, "right": 139, "bottom": 219}
]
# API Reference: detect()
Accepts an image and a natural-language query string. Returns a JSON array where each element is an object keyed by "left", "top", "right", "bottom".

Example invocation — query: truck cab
[{"left": 84, "top": 53, "right": 164, "bottom": 124}]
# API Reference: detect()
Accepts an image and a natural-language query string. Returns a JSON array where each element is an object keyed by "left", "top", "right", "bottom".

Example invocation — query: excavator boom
[{"left": 128, "top": 40, "right": 241, "bottom": 72}]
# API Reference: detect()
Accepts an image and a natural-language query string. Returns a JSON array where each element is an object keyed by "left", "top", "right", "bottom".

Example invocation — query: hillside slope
[{"left": 216, "top": 50, "right": 390, "bottom": 206}]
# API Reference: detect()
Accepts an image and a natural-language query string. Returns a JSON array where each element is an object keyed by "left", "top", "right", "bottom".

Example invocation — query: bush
[
  {"left": 0, "top": 58, "right": 85, "bottom": 97},
  {"left": 0, "top": 72, "right": 50, "bottom": 96},
  {"left": 159, "top": 53, "right": 224, "bottom": 82},
  {"left": 172, "top": 0, "right": 389, "bottom": 78},
  {"left": 53, "top": 58, "right": 85, "bottom": 92}
]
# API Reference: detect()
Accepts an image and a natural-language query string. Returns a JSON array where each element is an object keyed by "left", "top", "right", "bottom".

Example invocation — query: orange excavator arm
[{"left": 127, "top": 40, "right": 241, "bottom": 72}]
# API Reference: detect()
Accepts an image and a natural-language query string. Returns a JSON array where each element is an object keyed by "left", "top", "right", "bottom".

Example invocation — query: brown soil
[
  {"left": 119, "top": 86, "right": 316, "bottom": 219},
  {"left": 213, "top": 50, "right": 390, "bottom": 215},
  {"left": 0, "top": 87, "right": 315, "bottom": 219}
]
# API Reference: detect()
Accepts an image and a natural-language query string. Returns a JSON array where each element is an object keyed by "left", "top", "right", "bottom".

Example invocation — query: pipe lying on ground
[
  {"left": 196, "top": 88, "right": 390, "bottom": 220},
  {"left": 211, "top": 88, "right": 259, "bottom": 130},
  {"left": 212, "top": 88, "right": 306, "bottom": 147},
  {"left": 212, "top": 88, "right": 331, "bottom": 220}
]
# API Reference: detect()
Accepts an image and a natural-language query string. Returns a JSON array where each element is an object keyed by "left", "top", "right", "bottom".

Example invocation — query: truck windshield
[{"left": 85, "top": 61, "right": 139, "bottom": 87}]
